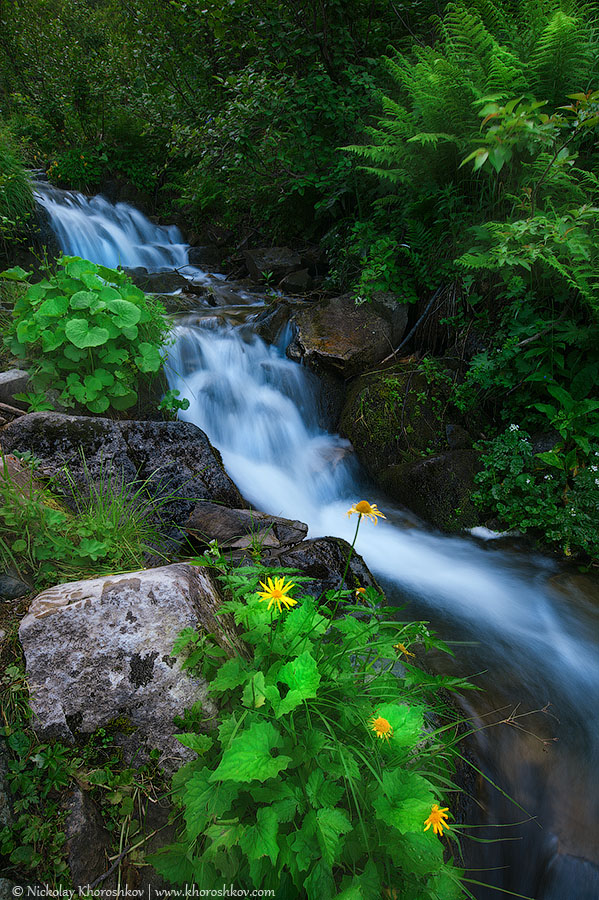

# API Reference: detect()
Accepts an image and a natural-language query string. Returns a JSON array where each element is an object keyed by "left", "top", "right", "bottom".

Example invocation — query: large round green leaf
[
  {"left": 65, "top": 318, "right": 110, "bottom": 348},
  {"left": 38, "top": 296, "right": 69, "bottom": 317},
  {"left": 106, "top": 299, "right": 142, "bottom": 328}
]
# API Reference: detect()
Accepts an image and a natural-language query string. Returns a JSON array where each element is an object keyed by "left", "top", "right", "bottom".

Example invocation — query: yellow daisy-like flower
[
  {"left": 370, "top": 715, "right": 393, "bottom": 741},
  {"left": 393, "top": 642, "right": 415, "bottom": 659},
  {"left": 257, "top": 576, "right": 297, "bottom": 614},
  {"left": 347, "top": 500, "right": 386, "bottom": 524},
  {"left": 424, "top": 804, "right": 450, "bottom": 837},
  {"left": 355, "top": 587, "right": 367, "bottom": 597}
]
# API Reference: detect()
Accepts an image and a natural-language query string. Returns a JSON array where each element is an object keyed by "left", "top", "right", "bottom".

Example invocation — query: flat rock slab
[
  {"left": 289, "top": 294, "right": 406, "bottom": 378},
  {"left": 0, "top": 413, "right": 244, "bottom": 544},
  {"left": 19, "top": 563, "right": 240, "bottom": 770},
  {"left": 187, "top": 502, "right": 308, "bottom": 550}
]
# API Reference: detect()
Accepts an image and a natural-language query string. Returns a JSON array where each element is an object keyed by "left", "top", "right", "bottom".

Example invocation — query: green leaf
[
  {"left": 65, "top": 258, "right": 98, "bottom": 279},
  {"left": 146, "top": 843, "right": 198, "bottom": 885},
  {"left": 134, "top": 342, "right": 162, "bottom": 373},
  {"left": 239, "top": 806, "right": 279, "bottom": 866},
  {"left": 106, "top": 298, "right": 142, "bottom": 328},
  {"left": 374, "top": 702, "right": 424, "bottom": 747},
  {"left": 304, "top": 860, "right": 335, "bottom": 900},
  {"left": 242, "top": 671, "right": 267, "bottom": 708},
  {"left": 209, "top": 720, "right": 291, "bottom": 783},
  {"left": 69, "top": 290, "right": 97, "bottom": 310},
  {"left": 274, "top": 650, "right": 320, "bottom": 716},
  {"left": 306, "top": 769, "right": 344, "bottom": 808},
  {"left": 175, "top": 733, "right": 214, "bottom": 754},
  {"left": 1, "top": 266, "right": 31, "bottom": 281},
  {"left": 210, "top": 657, "right": 250, "bottom": 693},
  {"left": 86, "top": 396, "right": 111, "bottom": 414},
  {"left": 183, "top": 768, "right": 238, "bottom": 840},
  {"left": 536, "top": 451, "right": 564, "bottom": 470},
  {"left": 316, "top": 807, "right": 352, "bottom": 865},
  {"left": 65, "top": 318, "right": 110, "bottom": 348},
  {"left": 38, "top": 296, "right": 68, "bottom": 317},
  {"left": 41, "top": 329, "right": 65, "bottom": 352},
  {"left": 373, "top": 770, "right": 436, "bottom": 834},
  {"left": 108, "top": 388, "right": 137, "bottom": 410}
]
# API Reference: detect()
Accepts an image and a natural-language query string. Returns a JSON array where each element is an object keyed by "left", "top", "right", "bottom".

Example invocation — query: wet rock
[
  {"left": 272, "top": 537, "right": 379, "bottom": 597},
  {"left": 244, "top": 247, "right": 302, "bottom": 283},
  {"left": 288, "top": 294, "right": 400, "bottom": 378},
  {"left": 537, "top": 851, "right": 599, "bottom": 900},
  {"left": 62, "top": 788, "right": 111, "bottom": 887},
  {"left": 381, "top": 450, "right": 481, "bottom": 532},
  {"left": 19, "top": 563, "right": 241, "bottom": 770},
  {"left": 187, "top": 503, "right": 307, "bottom": 552},
  {"left": 187, "top": 245, "right": 224, "bottom": 271},
  {"left": 124, "top": 268, "right": 191, "bottom": 294},
  {"left": 252, "top": 301, "right": 292, "bottom": 345},
  {"left": 0, "top": 413, "right": 245, "bottom": 546},
  {"left": 279, "top": 268, "right": 312, "bottom": 293},
  {"left": 369, "top": 292, "right": 409, "bottom": 346},
  {"left": 446, "top": 423, "right": 472, "bottom": 450},
  {"left": 340, "top": 364, "right": 447, "bottom": 478},
  {"left": 0, "top": 369, "right": 31, "bottom": 406}
]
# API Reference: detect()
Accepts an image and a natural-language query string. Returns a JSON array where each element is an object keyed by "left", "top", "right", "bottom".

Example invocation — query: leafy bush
[
  {"left": 1, "top": 256, "right": 169, "bottom": 415},
  {"left": 474, "top": 426, "right": 599, "bottom": 557},
  {"left": 151, "top": 525, "right": 469, "bottom": 897}
]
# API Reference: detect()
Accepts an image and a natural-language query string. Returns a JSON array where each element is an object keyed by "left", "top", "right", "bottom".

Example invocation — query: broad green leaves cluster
[
  {"left": 1, "top": 256, "right": 169, "bottom": 414},
  {"left": 151, "top": 556, "right": 468, "bottom": 898}
]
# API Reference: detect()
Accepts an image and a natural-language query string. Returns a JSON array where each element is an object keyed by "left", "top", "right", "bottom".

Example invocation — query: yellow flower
[
  {"left": 347, "top": 500, "right": 386, "bottom": 524},
  {"left": 370, "top": 715, "right": 393, "bottom": 741},
  {"left": 355, "top": 586, "right": 367, "bottom": 597},
  {"left": 257, "top": 576, "right": 297, "bottom": 614},
  {"left": 424, "top": 804, "right": 450, "bottom": 837},
  {"left": 393, "top": 642, "right": 415, "bottom": 659}
]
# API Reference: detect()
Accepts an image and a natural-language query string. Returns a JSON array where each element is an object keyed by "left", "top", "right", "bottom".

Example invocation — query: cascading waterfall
[{"left": 37, "top": 183, "right": 599, "bottom": 900}]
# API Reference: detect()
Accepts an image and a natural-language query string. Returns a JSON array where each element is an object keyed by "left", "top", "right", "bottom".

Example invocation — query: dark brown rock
[
  {"left": 288, "top": 295, "right": 401, "bottom": 378},
  {"left": 243, "top": 247, "right": 302, "bottom": 282},
  {"left": 0, "top": 413, "right": 245, "bottom": 546},
  {"left": 187, "top": 245, "right": 224, "bottom": 271},
  {"left": 272, "top": 537, "right": 379, "bottom": 597},
  {"left": 62, "top": 788, "right": 111, "bottom": 887},
  {"left": 279, "top": 268, "right": 312, "bottom": 293},
  {"left": 124, "top": 268, "right": 191, "bottom": 294},
  {"left": 381, "top": 450, "right": 481, "bottom": 532},
  {"left": 187, "top": 502, "right": 308, "bottom": 550}
]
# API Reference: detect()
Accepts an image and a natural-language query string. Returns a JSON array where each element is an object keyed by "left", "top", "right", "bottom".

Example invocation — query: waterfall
[{"left": 38, "top": 183, "right": 599, "bottom": 899}]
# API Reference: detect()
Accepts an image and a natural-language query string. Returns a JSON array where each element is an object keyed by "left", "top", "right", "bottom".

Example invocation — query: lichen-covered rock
[
  {"left": 187, "top": 502, "right": 308, "bottom": 551},
  {"left": 381, "top": 450, "right": 481, "bottom": 532},
  {"left": 272, "top": 537, "right": 379, "bottom": 597},
  {"left": 288, "top": 294, "right": 407, "bottom": 378},
  {"left": 19, "top": 563, "right": 241, "bottom": 770},
  {"left": 0, "top": 413, "right": 245, "bottom": 545}
]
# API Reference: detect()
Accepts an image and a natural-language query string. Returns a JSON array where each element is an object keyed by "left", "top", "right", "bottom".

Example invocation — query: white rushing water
[{"left": 37, "top": 183, "right": 599, "bottom": 897}]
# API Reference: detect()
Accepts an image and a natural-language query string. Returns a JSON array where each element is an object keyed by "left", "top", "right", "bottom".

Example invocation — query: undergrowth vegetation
[
  {"left": 0, "top": 128, "right": 34, "bottom": 256},
  {"left": 150, "top": 527, "right": 472, "bottom": 898}
]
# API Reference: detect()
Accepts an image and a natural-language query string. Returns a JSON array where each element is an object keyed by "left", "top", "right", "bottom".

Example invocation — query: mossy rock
[{"left": 339, "top": 364, "right": 447, "bottom": 479}]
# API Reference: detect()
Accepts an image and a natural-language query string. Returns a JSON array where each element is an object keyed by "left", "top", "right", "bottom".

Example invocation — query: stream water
[{"left": 35, "top": 184, "right": 599, "bottom": 899}]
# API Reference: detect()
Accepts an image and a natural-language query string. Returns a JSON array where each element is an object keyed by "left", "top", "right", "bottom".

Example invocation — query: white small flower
[
  {"left": 591, "top": 466, "right": 598, "bottom": 472},
  {"left": 525, "top": 478, "right": 531, "bottom": 484},
  {"left": 544, "top": 475, "right": 552, "bottom": 481},
  {"left": 595, "top": 479, "right": 599, "bottom": 486},
  {"left": 509, "top": 424, "right": 519, "bottom": 432}
]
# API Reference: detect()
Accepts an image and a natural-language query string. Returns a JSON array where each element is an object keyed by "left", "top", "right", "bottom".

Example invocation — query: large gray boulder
[
  {"left": 19, "top": 563, "right": 241, "bottom": 770},
  {"left": 0, "top": 413, "right": 245, "bottom": 546},
  {"left": 0, "top": 369, "right": 31, "bottom": 406},
  {"left": 288, "top": 294, "right": 408, "bottom": 379}
]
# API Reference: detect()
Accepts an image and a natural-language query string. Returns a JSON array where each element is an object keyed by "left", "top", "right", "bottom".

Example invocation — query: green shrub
[
  {"left": 151, "top": 519, "right": 470, "bottom": 897},
  {"left": 473, "top": 426, "right": 599, "bottom": 556},
  {"left": 1, "top": 256, "right": 169, "bottom": 415}
]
